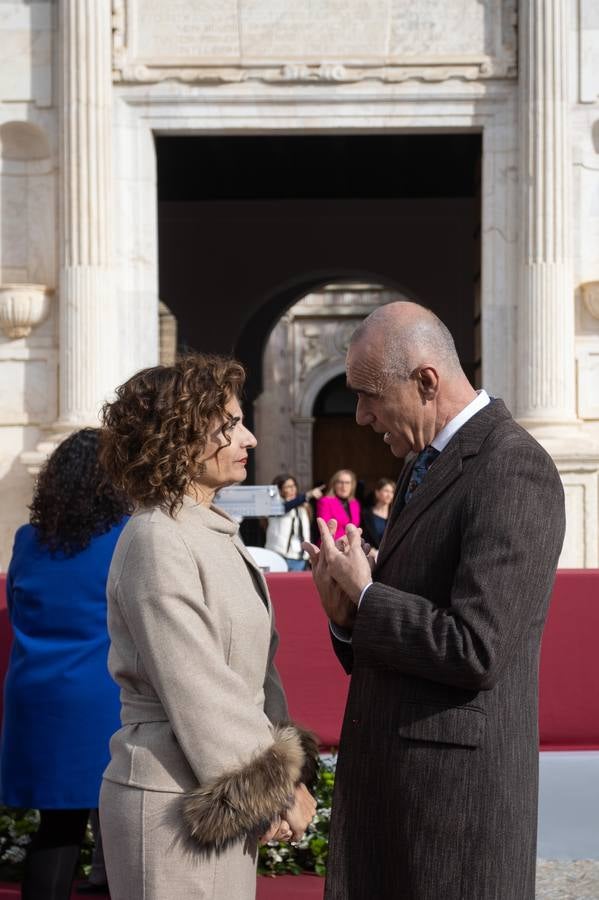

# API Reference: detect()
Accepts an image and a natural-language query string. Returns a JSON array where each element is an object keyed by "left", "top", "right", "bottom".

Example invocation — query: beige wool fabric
[{"left": 100, "top": 497, "right": 295, "bottom": 900}]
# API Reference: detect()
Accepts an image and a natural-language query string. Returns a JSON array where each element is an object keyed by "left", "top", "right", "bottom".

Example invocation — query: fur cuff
[
  {"left": 183, "top": 723, "right": 318, "bottom": 851},
  {"left": 287, "top": 722, "right": 320, "bottom": 791}
]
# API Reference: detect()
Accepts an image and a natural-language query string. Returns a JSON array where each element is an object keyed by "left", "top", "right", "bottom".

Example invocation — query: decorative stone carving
[
  {"left": 112, "top": 0, "right": 517, "bottom": 84},
  {"left": 298, "top": 326, "right": 329, "bottom": 382},
  {"left": 332, "top": 321, "right": 358, "bottom": 356},
  {"left": 291, "top": 416, "right": 316, "bottom": 494},
  {"left": 255, "top": 285, "right": 405, "bottom": 487},
  {"left": 278, "top": 63, "right": 350, "bottom": 83},
  {"left": 581, "top": 282, "right": 599, "bottom": 320},
  {"left": 0, "top": 284, "right": 53, "bottom": 339}
]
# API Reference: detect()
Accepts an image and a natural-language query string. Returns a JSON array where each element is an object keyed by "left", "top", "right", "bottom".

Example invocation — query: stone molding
[{"left": 112, "top": 0, "right": 517, "bottom": 85}]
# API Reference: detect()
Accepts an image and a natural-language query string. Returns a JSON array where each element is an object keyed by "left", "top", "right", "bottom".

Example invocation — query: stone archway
[{"left": 254, "top": 283, "right": 407, "bottom": 490}]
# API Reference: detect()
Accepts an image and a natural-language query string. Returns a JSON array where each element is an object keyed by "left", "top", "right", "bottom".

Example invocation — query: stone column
[
  {"left": 516, "top": 0, "right": 576, "bottom": 424},
  {"left": 56, "top": 0, "right": 114, "bottom": 426},
  {"left": 292, "top": 417, "right": 315, "bottom": 491}
]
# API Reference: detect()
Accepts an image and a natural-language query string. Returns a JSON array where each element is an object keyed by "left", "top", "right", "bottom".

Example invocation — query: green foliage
[
  {"left": 0, "top": 807, "right": 94, "bottom": 882},
  {"left": 0, "top": 807, "right": 39, "bottom": 881},
  {"left": 258, "top": 753, "right": 336, "bottom": 878}
]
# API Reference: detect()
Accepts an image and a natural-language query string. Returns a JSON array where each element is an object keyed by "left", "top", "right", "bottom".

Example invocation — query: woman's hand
[
  {"left": 307, "top": 484, "right": 325, "bottom": 501},
  {"left": 260, "top": 816, "right": 294, "bottom": 844},
  {"left": 285, "top": 783, "right": 317, "bottom": 841}
]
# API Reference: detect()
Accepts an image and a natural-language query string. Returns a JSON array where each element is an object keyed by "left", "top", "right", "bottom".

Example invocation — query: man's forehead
[{"left": 346, "top": 342, "right": 383, "bottom": 390}]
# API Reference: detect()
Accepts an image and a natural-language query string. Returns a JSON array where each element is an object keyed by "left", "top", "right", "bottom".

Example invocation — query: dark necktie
[{"left": 404, "top": 446, "right": 440, "bottom": 503}]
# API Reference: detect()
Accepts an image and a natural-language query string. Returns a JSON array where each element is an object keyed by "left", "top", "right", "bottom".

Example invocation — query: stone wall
[
  {"left": 0, "top": 0, "right": 598, "bottom": 566},
  {"left": 0, "top": 2, "right": 58, "bottom": 567}
]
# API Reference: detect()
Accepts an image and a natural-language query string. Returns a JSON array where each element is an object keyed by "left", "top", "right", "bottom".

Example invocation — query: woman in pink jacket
[{"left": 315, "top": 469, "right": 361, "bottom": 541}]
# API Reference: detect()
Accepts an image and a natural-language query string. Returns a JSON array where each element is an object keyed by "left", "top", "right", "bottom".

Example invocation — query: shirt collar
[{"left": 431, "top": 390, "right": 491, "bottom": 453}]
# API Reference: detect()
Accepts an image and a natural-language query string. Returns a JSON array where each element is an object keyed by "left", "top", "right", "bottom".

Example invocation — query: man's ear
[{"left": 416, "top": 366, "right": 439, "bottom": 400}]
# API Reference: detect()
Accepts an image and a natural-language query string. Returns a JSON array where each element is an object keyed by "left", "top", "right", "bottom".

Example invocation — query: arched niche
[
  {"left": 0, "top": 121, "right": 55, "bottom": 288},
  {"left": 254, "top": 282, "right": 408, "bottom": 489},
  {"left": 235, "top": 269, "right": 416, "bottom": 404},
  {"left": 0, "top": 122, "right": 51, "bottom": 161}
]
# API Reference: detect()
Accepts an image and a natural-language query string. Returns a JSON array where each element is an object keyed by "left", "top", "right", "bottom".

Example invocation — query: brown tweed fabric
[{"left": 326, "top": 400, "right": 566, "bottom": 900}]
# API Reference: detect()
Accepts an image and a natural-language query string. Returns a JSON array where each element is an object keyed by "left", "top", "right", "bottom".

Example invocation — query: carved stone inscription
[
  {"left": 117, "top": 0, "right": 515, "bottom": 81},
  {"left": 133, "top": 0, "right": 240, "bottom": 61},
  {"left": 130, "top": 0, "right": 491, "bottom": 64},
  {"left": 240, "top": 0, "right": 392, "bottom": 60},
  {"left": 389, "top": 0, "right": 489, "bottom": 58}
]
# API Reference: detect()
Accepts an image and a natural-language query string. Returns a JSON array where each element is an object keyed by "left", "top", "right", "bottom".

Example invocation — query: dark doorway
[
  {"left": 312, "top": 374, "right": 401, "bottom": 499},
  {"left": 156, "top": 132, "right": 482, "bottom": 408}
]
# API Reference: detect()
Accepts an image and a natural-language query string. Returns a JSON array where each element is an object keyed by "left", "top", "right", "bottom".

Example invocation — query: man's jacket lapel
[
  {"left": 375, "top": 441, "right": 463, "bottom": 571},
  {"left": 374, "top": 399, "right": 511, "bottom": 572}
]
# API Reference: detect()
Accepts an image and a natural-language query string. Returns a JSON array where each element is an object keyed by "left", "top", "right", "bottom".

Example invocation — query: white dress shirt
[{"left": 332, "top": 390, "right": 491, "bottom": 642}]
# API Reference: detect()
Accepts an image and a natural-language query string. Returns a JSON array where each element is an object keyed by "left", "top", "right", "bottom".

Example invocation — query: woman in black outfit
[{"left": 361, "top": 477, "right": 395, "bottom": 549}]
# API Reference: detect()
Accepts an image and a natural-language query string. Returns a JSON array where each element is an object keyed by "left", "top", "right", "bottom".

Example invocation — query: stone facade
[
  {"left": 255, "top": 285, "right": 407, "bottom": 490},
  {"left": 0, "top": 0, "right": 598, "bottom": 568}
]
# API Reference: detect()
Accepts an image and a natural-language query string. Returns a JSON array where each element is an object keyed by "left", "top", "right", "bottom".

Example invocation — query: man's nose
[{"left": 355, "top": 401, "right": 373, "bottom": 427}]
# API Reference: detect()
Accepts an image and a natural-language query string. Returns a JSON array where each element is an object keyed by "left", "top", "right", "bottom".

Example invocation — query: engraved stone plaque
[
  {"left": 240, "top": 0, "right": 392, "bottom": 61},
  {"left": 114, "top": 0, "right": 516, "bottom": 82},
  {"left": 389, "top": 0, "right": 489, "bottom": 59},
  {"left": 132, "top": 0, "right": 240, "bottom": 63}
]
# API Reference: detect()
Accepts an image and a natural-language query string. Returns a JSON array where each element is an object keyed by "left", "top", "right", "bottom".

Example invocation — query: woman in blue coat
[{"left": 0, "top": 428, "right": 130, "bottom": 900}]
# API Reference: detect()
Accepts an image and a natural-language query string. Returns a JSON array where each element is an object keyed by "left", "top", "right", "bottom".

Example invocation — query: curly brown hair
[
  {"left": 100, "top": 353, "right": 246, "bottom": 515},
  {"left": 29, "top": 428, "right": 130, "bottom": 556}
]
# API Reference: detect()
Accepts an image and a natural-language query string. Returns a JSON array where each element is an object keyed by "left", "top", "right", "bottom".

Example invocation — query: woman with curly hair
[
  {"left": 98, "top": 353, "right": 317, "bottom": 900},
  {"left": 0, "top": 428, "right": 130, "bottom": 900}
]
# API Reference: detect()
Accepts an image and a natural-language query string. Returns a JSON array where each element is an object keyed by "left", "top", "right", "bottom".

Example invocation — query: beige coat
[{"left": 103, "top": 496, "right": 316, "bottom": 852}]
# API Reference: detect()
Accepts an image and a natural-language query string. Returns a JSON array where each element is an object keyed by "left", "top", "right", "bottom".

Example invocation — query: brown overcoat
[{"left": 326, "top": 400, "right": 565, "bottom": 900}]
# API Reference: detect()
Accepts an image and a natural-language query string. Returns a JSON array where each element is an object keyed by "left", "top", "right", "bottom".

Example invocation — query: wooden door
[{"left": 312, "top": 415, "right": 401, "bottom": 499}]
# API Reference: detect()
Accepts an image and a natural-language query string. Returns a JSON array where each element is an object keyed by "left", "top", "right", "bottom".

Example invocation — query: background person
[
  {"left": 265, "top": 474, "right": 323, "bottom": 571},
  {"left": 315, "top": 470, "right": 360, "bottom": 542},
  {"left": 360, "top": 477, "right": 395, "bottom": 550},
  {"left": 305, "top": 301, "right": 566, "bottom": 900},
  {"left": 98, "top": 354, "right": 317, "bottom": 900},
  {"left": 0, "top": 428, "right": 130, "bottom": 900}
]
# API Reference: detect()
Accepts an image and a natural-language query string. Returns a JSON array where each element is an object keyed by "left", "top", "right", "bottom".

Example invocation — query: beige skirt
[{"left": 99, "top": 779, "right": 258, "bottom": 900}]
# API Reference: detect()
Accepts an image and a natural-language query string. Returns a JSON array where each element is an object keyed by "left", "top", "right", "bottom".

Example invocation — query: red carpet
[
  {"left": 258, "top": 875, "right": 324, "bottom": 898},
  {"left": 0, "top": 876, "right": 324, "bottom": 899}
]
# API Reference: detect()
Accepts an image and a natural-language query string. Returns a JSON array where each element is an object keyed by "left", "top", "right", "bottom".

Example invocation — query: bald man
[{"left": 304, "top": 303, "right": 565, "bottom": 900}]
